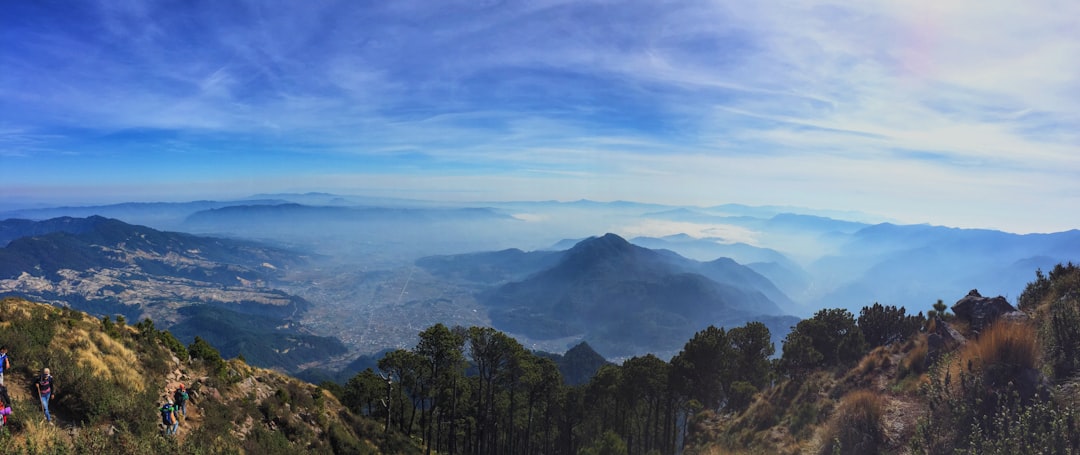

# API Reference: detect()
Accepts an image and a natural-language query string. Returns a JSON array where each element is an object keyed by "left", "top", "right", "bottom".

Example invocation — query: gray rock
[
  {"left": 925, "top": 317, "right": 965, "bottom": 367},
  {"left": 951, "top": 289, "right": 1018, "bottom": 331}
]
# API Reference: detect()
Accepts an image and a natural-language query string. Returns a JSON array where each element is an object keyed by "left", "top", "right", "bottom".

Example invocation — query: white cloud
[
  {"left": 617, "top": 220, "right": 760, "bottom": 245},
  {"left": 3, "top": 0, "right": 1079, "bottom": 232}
]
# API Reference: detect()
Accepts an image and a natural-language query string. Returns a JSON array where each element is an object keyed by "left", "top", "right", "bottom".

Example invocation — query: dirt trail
[
  {"left": 876, "top": 348, "right": 928, "bottom": 453},
  {"left": 5, "top": 372, "right": 73, "bottom": 428},
  {"left": 162, "top": 380, "right": 202, "bottom": 441}
]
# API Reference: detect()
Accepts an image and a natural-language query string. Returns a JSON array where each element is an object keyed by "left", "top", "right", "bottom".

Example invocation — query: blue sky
[{"left": 2, "top": 0, "right": 1078, "bottom": 233}]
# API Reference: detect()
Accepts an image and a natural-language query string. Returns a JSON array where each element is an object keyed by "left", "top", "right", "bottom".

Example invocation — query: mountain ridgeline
[
  {"left": 0, "top": 216, "right": 344, "bottom": 372},
  {"left": 0, "top": 216, "right": 799, "bottom": 374},
  {"left": 419, "top": 233, "right": 796, "bottom": 358},
  {"left": 2, "top": 197, "right": 1080, "bottom": 454}
]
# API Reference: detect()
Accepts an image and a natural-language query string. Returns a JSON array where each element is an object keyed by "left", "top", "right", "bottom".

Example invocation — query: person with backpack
[
  {"left": 0, "top": 382, "right": 11, "bottom": 428},
  {"left": 173, "top": 384, "right": 189, "bottom": 418},
  {"left": 0, "top": 346, "right": 9, "bottom": 385},
  {"left": 35, "top": 367, "right": 54, "bottom": 424},
  {"left": 160, "top": 400, "right": 178, "bottom": 435}
]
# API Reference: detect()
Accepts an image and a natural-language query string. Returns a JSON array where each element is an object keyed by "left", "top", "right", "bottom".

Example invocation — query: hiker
[
  {"left": 0, "top": 382, "right": 10, "bottom": 428},
  {"left": 35, "top": 367, "right": 54, "bottom": 423},
  {"left": 160, "top": 400, "right": 178, "bottom": 435},
  {"left": 173, "top": 384, "right": 189, "bottom": 418},
  {"left": 0, "top": 346, "right": 9, "bottom": 385}
]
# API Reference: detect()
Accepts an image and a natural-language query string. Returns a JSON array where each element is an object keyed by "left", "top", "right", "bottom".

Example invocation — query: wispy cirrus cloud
[{"left": 1, "top": 0, "right": 1078, "bottom": 231}]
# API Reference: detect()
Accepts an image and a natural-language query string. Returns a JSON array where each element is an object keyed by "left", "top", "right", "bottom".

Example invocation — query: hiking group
[
  {"left": 160, "top": 383, "right": 190, "bottom": 436},
  {"left": 0, "top": 346, "right": 56, "bottom": 427},
  {"left": 0, "top": 346, "right": 194, "bottom": 436}
]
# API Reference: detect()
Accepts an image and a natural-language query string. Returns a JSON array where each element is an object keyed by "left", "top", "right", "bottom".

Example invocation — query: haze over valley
[{"left": 3, "top": 194, "right": 1077, "bottom": 379}]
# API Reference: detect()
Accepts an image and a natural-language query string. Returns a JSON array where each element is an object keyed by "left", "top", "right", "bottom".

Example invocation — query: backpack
[
  {"left": 160, "top": 404, "right": 174, "bottom": 424},
  {"left": 180, "top": 390, "right": 189, "bottom": 401}
]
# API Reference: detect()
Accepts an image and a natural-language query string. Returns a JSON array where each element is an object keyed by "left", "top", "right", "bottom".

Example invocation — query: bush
[
  {"left": 1017, "top": 263, "right": 1079, "bottom": 311},
  {"left": 819, "top": 390, "right": 884, "bottom": 455},
  {"left": 189, "top": 336, "right": 229, "bottom": 381},
  {"left": 781, "top": 308, "right": 867, "bottom": 376},
  {"left": 1044, "top": 298, "right": 1080, "bottom": 379},
  {"left": 955, "top": 396, "right": 1080, "bottom": 455},
  {"left": 912, "top": 363, "right": 1079, "bottom": 454},
  {"left": 955, "top": 321, "right": 1039, "bottom": 392},
  {"left": 858, "top": 303, "right": 924, "bottom": 347},
  {"left": 727, "top": 381, "right": 758, "bottom": 412},
  {"left": 580, "top": 430, "right": 628, "bottom": 455},
  {"left": 897, "top": 335, "right": 929, "bottom": 380},
  {"left": 788, "top": 402, "right": 820, "bottom": 439},
  {"left": 158, "top": 330, "right": 190, "bottom": 362}
]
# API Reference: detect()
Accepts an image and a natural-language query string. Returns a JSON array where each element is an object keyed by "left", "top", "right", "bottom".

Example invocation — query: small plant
[
  {"left": 818, "top": 390, "right": 884, "bottom": 455},
  {"left": 927, "top": 299, "right": 950, "bottom": 320},
  {"left": 897, "top": 335, "right": 929, "bottom": 380}
]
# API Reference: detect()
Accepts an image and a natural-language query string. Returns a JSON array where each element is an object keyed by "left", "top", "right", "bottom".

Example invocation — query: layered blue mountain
[
  {"left": 420, "top": 233, "right": 795, "bottom": 358},
  {"left": 0, "top": 216, "right": 344, "bottom": 372},
  {"left": 629, "top": 235, "right": 812, "bottom": 303},
  {"left": 0, "top": 200, "right": 289, "bottom": 231},
  {"left": 809, "top": 223, "right": 1080, "bottom": 311},
  {"left": 184, "top": 203, "right": 510, "bottom": 226},
  {"left": 0, "top": 216, "right": 305, "bottom": 282}
]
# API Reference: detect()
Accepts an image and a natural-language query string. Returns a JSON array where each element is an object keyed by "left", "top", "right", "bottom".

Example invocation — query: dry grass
[
  {"left": 817, "top": 389, "right": 885, "bottom": 455},
  {"left": 0, "top": 297, "right": 35, "bottom": 323},
  {"left": 949, "top": 321, "right": 1039, "bottom": 380},
  {"left": 59, "top": 328, "right": 145, "bottom": 392},
  {"left": 973, "top": 321, "right": 1039, "bottom": 370},
  {"left": 855, "top": 346, "right": 891, "bottom": 376},
  {"left": 897, "top": 334, "right": 928, "bottom": 379},
  {"left": 14, "top": 418, "right": 69, "bottom": 452}
]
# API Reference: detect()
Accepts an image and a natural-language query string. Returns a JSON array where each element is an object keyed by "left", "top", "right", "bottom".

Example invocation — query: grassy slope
[
  {"left": 687, "top": 270, "right": 1080, "bottom": 455},
  {"left": 0, "top": 296, "right": 421, "bottom": 455}
]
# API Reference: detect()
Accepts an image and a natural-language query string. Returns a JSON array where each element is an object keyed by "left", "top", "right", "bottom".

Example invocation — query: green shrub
[
  {"left": 1042, "top": 293, "right": 1080, "bottom": 380},
  {"left": 912, "top": 366, "right": 1079, "bottom": 454},
  {"left": 580, "top": 430, "right": 628, "bottom": 455},
  {"left": 781, "top": 308, "right": 867, "bottom": 377},
  {"left": 858, "top": 303, "right": 924, "bottom": 347},
  {"left": 189, "top": 336, "right": 229, "bottom": 381},
  {"left": 788, "top": 402, "right": 819, "bottom": 439},
  {"left": 727, "top": 381, "right": 758, "bottom": 412},
  {"left": 158, "top": 330, "right": 190, "bottom": 362},
  {"left": 243, "top": 425, "right": 296, "bottom": 455}
]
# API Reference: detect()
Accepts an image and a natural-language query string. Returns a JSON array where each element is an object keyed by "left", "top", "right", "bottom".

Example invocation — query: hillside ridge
[{"left": 0, "top": 296, "right": 419, "bottom": 454}]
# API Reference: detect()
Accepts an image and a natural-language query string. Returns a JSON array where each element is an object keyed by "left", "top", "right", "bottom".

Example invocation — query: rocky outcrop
[
  {"left": 925, "top": 316, "right": 966, "bottom": 367},
  {"left": 951, "top": 289, "right": 1023, "bottom": 332}
]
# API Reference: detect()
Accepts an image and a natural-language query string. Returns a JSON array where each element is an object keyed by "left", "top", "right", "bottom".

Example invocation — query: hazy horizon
[{"left": 4, "top": 1, "right": 1078, "bottom": 234}]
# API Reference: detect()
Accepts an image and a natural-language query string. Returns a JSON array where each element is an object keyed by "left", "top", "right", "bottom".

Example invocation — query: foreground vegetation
[
  {"left": 0, "top": 296, "right": 419, "bottom": 454},
  {"left": 2, "top": 262, "right": 1078, "bottom": 454},
  {"left": 336, "top": 264, "right": 1080, "bottom": 455},
  {"left": 693, "top": 263, "right": 1080, "bottom": 454}
]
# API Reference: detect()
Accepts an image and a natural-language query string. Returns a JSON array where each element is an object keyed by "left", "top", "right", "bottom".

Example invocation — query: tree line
[{"left": 337, "top": 303, "right": 924, "bottom": 455}]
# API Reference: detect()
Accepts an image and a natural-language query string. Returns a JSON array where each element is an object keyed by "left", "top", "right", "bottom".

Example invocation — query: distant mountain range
[
  {"left": 808, "top": 224, "right": 1080, "bottom": 312},
  {"left": 5, "top": 194, "right": 1080, "bottom": 366},
  {"left": 0, "top": 216, "right": 344, "bottom": 372},
  {"left": 419, "top": 233, "right": 797, "bottom": 358}
]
